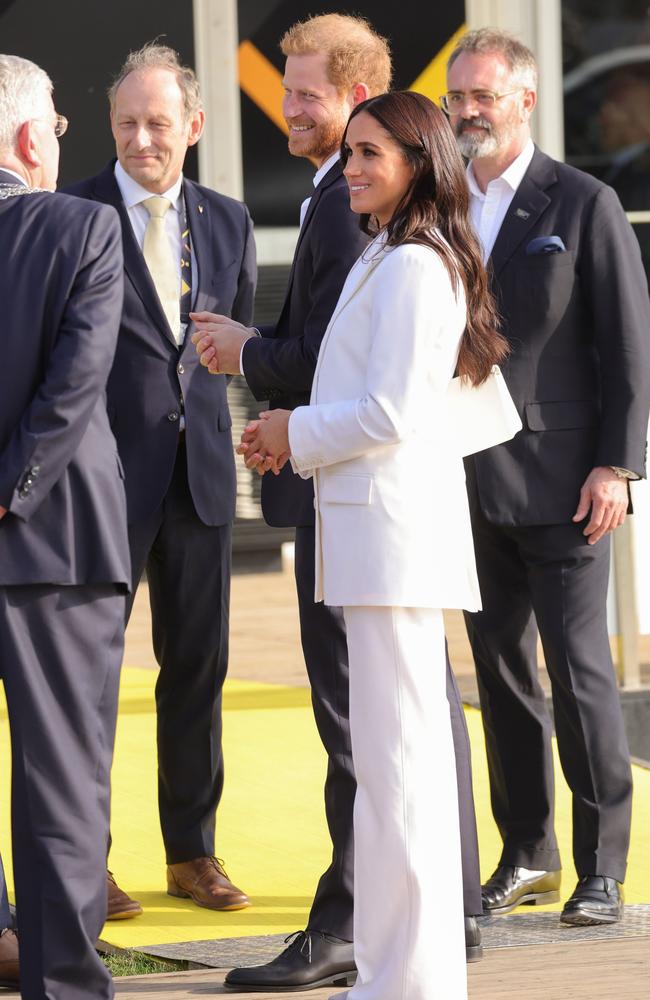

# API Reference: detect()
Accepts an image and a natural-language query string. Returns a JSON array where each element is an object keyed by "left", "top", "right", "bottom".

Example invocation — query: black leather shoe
[
  {"left": 560, "top": 876, "right": 623, "bottom": 926},
  {"left": 465, "top": 916, "right": 483, "bottom": 962},
  {"left": 224, "top": 930, "right": 356, "bottom": 992},
  {"left": 482, "top": 865, "right": 561, "bottom": 915}
]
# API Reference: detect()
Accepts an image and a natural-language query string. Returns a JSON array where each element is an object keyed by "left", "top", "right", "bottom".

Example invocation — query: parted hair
[
  {"left": 342, "top": 91, "right": 508, "bottom": 385},
  {"left": 0, "top": 54, "right": 52, "bottom": 153},
  {"left": 280, "top": 13, "right": 392, "bottom": 96},
  {"left": 108, "top": 42, "right": 202, "bottom": 117},
  {"left": 448, "top": 28, "right": 538, "bottom": 90}
]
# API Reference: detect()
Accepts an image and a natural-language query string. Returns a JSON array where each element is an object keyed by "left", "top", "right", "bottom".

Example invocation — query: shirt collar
[
  {"left": 0, "top": 166, "right": 28, "bottom": 185},
  {"left": 313, "top": 151, "right": 340, "bottom": 189},
  {"left": 466, "top": 138, "right": 535, "bottom": 198},
  {"left": 114, "top": 159, "right": 184, "bottom": 211}
]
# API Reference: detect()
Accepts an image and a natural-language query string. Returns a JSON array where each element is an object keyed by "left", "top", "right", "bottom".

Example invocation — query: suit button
[
  {"left": 177, "top": 363, "right": 185, "bottom": 375},
  {"left": 167, "top": 410, "right": 179, "bottom": 422}
]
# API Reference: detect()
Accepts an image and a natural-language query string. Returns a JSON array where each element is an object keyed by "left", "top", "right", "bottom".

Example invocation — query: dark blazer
[
  {"left": 65, "top": 163, "right": 256, "bottom": 526},
  {"left": 0, "top": 173, "right": 130, "bottom": 587},
  {"left": 242, "top": 161, "right": 367, "bottom": 527},
  {"left": 472, "top": 147, "right": 650, "bottom": 526}
]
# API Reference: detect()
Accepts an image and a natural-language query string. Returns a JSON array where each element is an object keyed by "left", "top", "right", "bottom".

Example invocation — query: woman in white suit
[{"left": 238, "top": 92, "right": 508, "bottom": 1000}]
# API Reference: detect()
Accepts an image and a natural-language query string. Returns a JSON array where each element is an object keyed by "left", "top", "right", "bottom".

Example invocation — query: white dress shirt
[
  {"left": 113, "top": 160, "right": 197, "bottom": 344},
  {"left": 299, "top": 150, "right": 341, "bottom": 228},
  {"left": 467, "top": 139, "right": 535, "bottom": 262}
]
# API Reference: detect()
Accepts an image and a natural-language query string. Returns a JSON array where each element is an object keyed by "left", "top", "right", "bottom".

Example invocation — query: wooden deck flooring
[{"left": 113, "top": 937, "right": 650, "bottom": 998}]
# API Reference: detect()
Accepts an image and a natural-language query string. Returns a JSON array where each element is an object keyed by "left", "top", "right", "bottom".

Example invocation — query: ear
[
  {"left": 349, "top": 82, "right": 370, "bottom": 110},
  {"left": 187, "top": 109, "right": 205, "bottom": 147},
  {"left": 522, "top": 88, "right": 537, "bottom": 119},
  {"left": 16, "top": 120, "right": 40, "bottom": 168}
]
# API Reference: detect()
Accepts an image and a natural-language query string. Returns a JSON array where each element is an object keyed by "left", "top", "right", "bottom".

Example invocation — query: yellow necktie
[{"left": 142, "top": 196, "right": 180, "bottom": 343}]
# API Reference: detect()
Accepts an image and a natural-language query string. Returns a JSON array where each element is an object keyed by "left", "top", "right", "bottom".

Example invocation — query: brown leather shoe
[
  {"left": 0, "top": 928, "right": 19, "bottom": 987},
  {"left": 167, "top": 856, "right": 249, "bottom": 911},
  {"left": 106, "top": 870, "right": 143, "bottom": 919}
]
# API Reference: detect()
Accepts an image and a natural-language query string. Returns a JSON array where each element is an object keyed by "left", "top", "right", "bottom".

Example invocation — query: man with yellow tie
[{"left": 66, "top": 42, "right": 256, "bottom": 917}]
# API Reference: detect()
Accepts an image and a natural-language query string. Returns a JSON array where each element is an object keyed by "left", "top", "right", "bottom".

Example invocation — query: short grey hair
[
  {"left": 448, "top": 28, "right": 538, "bottom": 91},
  {"left": 0, "top": 54, "right": 53, "bottom": 154},
  {"left": 108, "top": 42, "right": 202, "bottom": 118}
]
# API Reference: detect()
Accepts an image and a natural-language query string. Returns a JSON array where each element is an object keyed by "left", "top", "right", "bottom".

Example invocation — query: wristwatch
[{"left": 609, "top": 466, "right": 635, "bottom": 479}]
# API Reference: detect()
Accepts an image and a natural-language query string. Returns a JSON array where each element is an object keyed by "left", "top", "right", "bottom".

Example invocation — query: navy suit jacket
[
  {"left": 242, "top": 161, "right": 367, "bottom": 527},
  {"left": 471, "top": 147, "right": 650, "bottom": 526},
  {"left": 0, "top": 170, "right": 130, "bottom": 587},
  {"left": 65, "top": 163, "right": 256, "bottom": 526}
]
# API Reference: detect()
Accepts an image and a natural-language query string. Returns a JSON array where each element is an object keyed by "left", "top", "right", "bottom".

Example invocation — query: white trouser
[{"left": 341, "top": 605, "right": 467, "bottom": 1000}]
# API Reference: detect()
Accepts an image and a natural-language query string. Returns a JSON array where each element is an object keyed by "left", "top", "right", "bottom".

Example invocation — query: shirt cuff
[{"left": 239, "top": 328, "right": 261, "bottom": 377}]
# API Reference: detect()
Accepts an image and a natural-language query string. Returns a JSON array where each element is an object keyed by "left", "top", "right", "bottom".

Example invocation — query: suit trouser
[
  {"left": 344, "top": 606, "right": 467, "bottom": 1000},
  {"left": 124, "top": 439, "right": 232, "bottom": 864},
  {"left": 295, "top": 525, "right": 482, "bottom": 943},
  {"left": 464, "top": 509, "right": 632, "bottom": 883},
  {"left": 0, "top": 583, "right": 124, "bottom": 1000}
]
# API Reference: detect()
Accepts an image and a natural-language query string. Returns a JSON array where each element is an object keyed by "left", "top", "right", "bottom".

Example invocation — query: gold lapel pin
[
  {"left": 198, "top": 205, "right": 204, "bottom": 214},
  {"left": 515, "top": 208, "right": 530, "bottom": 219}
]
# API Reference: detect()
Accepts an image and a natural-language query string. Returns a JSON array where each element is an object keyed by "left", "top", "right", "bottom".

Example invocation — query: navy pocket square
[{"left": 526, "top": 235, "right": 566, "bottom": 255}]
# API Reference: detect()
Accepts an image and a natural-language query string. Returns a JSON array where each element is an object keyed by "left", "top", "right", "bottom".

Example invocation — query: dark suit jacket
[
  {"left": 64, "top": 163, "right": 256, "bottom": 526},
  {"left": 242, "top": 161, "right": 367, "bottom": 527},
  {"left": 472, "top": 147, "right": 650, "bottom": 526},
  {"left": 0, "top": 171, "right": 130, "bottom": 587}
]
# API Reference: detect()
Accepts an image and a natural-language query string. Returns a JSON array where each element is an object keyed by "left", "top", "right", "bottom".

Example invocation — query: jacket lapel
[
  {"left": 91, "top": 162, "right": 177, "bottom": 346},
  {"left": 281, "top": 160, "right": 346, "bottom": 311},
  {"left": 182, "top": 179, "right": 210, "bottom": 314},
  {"left": 311, "top": 247, "right": 386, "bottom": 397},
  {"left": 489, "top": 147, "right": 556, "bottom": 278}
]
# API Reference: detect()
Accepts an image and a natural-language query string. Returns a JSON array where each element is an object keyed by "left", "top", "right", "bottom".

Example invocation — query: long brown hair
[{"left": 341, "top": 90, "right": 508, "bottom": 385}]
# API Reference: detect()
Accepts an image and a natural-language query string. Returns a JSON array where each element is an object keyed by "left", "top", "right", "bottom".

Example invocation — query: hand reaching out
[
  {"left": 237, "top": 410, "right": 292, "bottom": 476},
  {"left": 190, "top": 311, "right": 256, "bottom": 375}
]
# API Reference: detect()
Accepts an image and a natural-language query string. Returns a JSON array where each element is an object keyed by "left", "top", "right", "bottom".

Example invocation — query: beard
[
  {"left": 286, "top": 109, "right": 348, "bottom": 162},
  {"left": 454, "top": 113, "right": 519, "bottom": 159}
]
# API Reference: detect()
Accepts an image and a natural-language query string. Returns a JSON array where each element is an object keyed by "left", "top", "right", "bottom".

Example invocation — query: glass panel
[
  {"left": 0, "top": 0, "right": 197, "bottom": 187},
  {"left": 562, "top": 1, "right": 650, "bottom": 277}
]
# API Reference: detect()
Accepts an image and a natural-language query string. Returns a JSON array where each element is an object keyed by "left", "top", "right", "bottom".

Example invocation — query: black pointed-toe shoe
[
  {"left": 224, "top": 930, "right": 356, "bottom": 992},
  {"left": 560, "top": 876, "right": 623, "bottom": 926},
  {"left": 224, "top": 917, "right": 484, "bottom": 991},
  {"left": 481, "top": 865, "right": 561, "bottom": 915}
]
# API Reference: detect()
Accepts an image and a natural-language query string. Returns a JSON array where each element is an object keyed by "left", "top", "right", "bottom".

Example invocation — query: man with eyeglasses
[
  {"left": 0, "top": 53, "right": 130, "bottom": 999},
  {"left": 445, "top": 29, "right": 650, "bottom": 927}
]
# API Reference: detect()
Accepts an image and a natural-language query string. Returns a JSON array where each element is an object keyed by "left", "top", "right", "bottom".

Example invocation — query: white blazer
[{"left": 289, "top": 233, "right": 482, "bottom": 611}]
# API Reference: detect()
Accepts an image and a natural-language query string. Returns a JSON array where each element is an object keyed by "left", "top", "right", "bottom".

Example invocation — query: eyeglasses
[
  {"left": 53, "top": 114, "right": 68, "bottom": 137},
  {"left": 440, "top": 90, "right": 523, "bottom": 114},
  {"left": 31, "top": 113, "right": 69, "bottom": 137}
]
